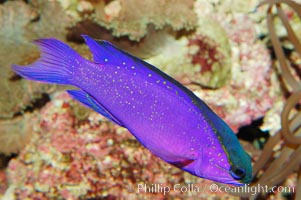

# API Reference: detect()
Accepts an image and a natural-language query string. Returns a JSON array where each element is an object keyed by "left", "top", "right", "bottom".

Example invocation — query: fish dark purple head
[{"left": 12, "top": 35, "right": 252, "bottom": 185}]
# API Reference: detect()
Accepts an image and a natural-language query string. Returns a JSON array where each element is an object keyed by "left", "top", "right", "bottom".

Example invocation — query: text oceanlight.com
[{"left": 136, "top": 183, "right": 295, "bottom": 196}]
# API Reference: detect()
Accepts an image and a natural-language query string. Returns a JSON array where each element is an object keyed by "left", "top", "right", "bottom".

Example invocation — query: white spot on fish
[
  {"left": 163, "top": 81, "right": 166, "bottom": 84},
  {"left": 148, "top": 74, "right": 152, "bottom": 77},
  {"left": 122, "top": 62, "right": 126, "bottom": 65},
  {"left": 131, "top": 66, "right": 135, "bottom": 69},
  {"left": 104, "top": 58, "right": 108, "bottom": 62}
]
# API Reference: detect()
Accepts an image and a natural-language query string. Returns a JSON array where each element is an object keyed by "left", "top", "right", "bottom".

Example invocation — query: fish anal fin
[{"left": 67, "top": 90, "right": 123, "bottom": 126}]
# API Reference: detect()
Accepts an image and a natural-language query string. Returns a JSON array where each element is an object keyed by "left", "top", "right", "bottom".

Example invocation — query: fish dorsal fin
[
  {"left": 82, "top": 35, "right": 134, "bottom": 66},
  {"left": 67, "top": 89, "right": 123, "bottom": 126}
]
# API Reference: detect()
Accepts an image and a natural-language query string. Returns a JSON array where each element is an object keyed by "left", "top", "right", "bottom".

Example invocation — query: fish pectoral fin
[
  {"left": 151, "top": 148, "right": 196, "bottom": 168},
  {"left": 67, "top": 90, "right": 123, "bottom": 126},
  {"left": 169, "top": 158, "right": 195, "bottom": 168}
]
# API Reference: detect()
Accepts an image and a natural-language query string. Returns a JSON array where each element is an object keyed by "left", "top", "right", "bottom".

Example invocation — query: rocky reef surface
[{"left": 0, "top": 0, "right": 298, "bottom": 199}]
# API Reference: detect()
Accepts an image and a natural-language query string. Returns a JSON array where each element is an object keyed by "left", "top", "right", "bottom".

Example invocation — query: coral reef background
[{"left": 0, "top": 0, "right": 300, "bottom": 199}]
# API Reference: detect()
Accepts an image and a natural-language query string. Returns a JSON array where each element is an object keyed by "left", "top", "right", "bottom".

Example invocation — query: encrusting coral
[
  {"left": 93, "top": 0, "right": 197, "bottom": 41},
  {"left": 3, "top": 92, "right": 242, "bottom": 200},
  {"left": 57, "top": 0, "right": 197, "bottom": 41},
  {"left": 0, "top": 115, "right": 34, "bottom": 155},
  {"left": 0, "top": 0, "right": 73, "bottom": 155},
  {"left": 245, "top": 0, "right": 301, "bottom": 199}
]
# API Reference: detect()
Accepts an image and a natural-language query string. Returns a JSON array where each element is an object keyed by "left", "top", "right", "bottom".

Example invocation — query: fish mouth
[
  {"left": 211, "top": 163, "right": 245, "bottom": 186},
  {"left": 213, "top": 162, "right": 252, "bottom": 185},
  {"left": 213, "top": 177, "right": 244, "bottom": 186},
  {"left": 211, "top": 174, "right": 246, "bottom": 186}
]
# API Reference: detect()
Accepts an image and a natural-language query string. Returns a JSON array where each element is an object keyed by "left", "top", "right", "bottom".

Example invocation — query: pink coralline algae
[
  {"left": 185, "top": 13, "right": 282, "bottom": 132},
  {"left": 4, "top": 92, "right": 240, "bottom": 200},
  {"left": 186, "top": 16, "right": 232, "bottom": 89},
  {"left": 189, "top": 36, "right": 224, "bottom": 74},
  {"left": 221, "top": 16, "right": 281, "bottom": 131}
]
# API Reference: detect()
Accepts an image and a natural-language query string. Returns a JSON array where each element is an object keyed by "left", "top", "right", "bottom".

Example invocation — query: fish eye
[{"left": 230, "top": 166, "right": 246, "bottom": 180}]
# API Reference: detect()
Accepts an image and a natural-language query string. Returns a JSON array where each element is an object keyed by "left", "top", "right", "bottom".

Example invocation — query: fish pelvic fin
[{"left": 12, "top": 38, "right": 83, "bottom": 85}]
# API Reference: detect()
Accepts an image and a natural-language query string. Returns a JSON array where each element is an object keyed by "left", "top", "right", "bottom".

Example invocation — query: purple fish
[{"left": 12, "top": 35, "right": 252, "bottom": 185}]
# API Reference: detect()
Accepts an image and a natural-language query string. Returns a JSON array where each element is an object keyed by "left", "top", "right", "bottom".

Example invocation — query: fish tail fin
[{"left": 12, "top": 38, "right": 82, "bottom": 85}]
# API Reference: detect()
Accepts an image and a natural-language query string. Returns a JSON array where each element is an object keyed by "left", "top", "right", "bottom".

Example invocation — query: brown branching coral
[
  {"left": 236, "top": 0, "right": 301, "bottom": 198},
  {"left": 0, "top": 0, "right": 72, "bottom": 154}
]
